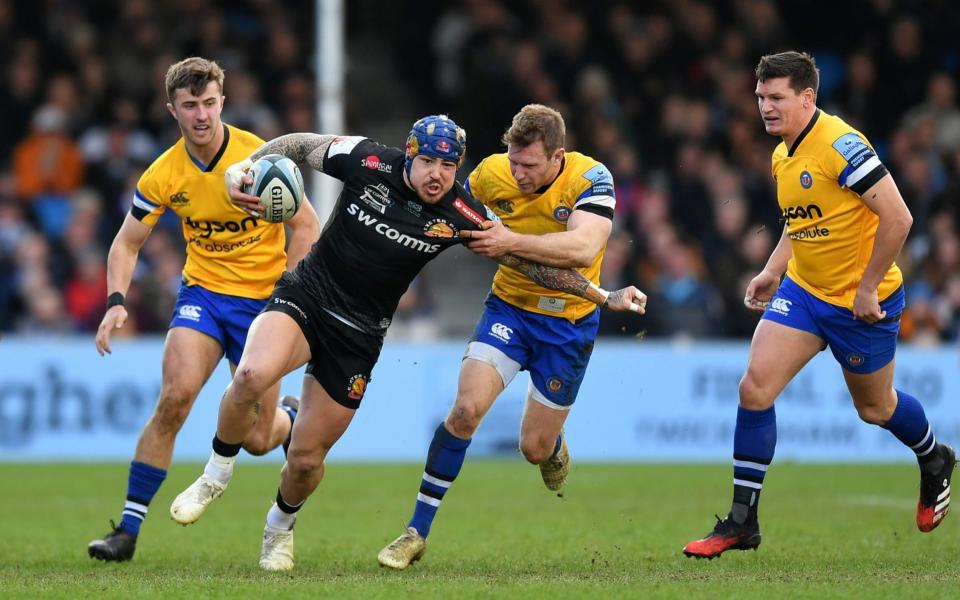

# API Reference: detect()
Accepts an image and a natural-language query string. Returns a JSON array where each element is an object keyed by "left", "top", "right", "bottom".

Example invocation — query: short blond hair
[
  {"left": 501, "top": 104, "right": 566, "bottom": 155},
  {"left": 165, "top": 57, "right": 225, "bottom": 103}
]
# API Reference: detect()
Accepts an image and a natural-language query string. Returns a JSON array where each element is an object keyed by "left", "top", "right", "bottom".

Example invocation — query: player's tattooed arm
[
  {"left": 250, "top": 134, "right": 340, "bottom": 173},
  {"left": 495, "top": 255, "right": 647, "bottom": 313}
]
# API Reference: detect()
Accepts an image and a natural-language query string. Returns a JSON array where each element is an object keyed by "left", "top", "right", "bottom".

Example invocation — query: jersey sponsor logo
[
  {"left": 359, "top": 183, "right": 393, "bottom": 214},
  {"left": 490, "top": 322, "right": 513, "bottom": 342},
  {"left": 272, "top": 297, "right": 307, "bottom": 322},
  {"left": 178, "top": 304, "right": 202, "bottom": 321},
  {"left": 424, "top": 218, "right": 458, "bottom": 238},
  {"left": 831, "top": 133, "right": 874, "bottom": 168},
  {"left": 800, "top": 170, "right": 813, "bottom": 189},
  {"left": 189, "top": 233, "right": 263, "bottom": 253},
  {"left": 328, "top": 136, "right": 365, "bottom": 157},
  {"left": 347, "top": 373, "right": 367, "bottom": 401},
  {"left": 170, "top": 191, "right": 190, "bottom": 205},
  {"left": 781, "top": 203, "right": 823, "bottom": 223},
  {"left": 789, "top": 226, "right": 830, "bottom": 240},
  {"left": 361, "top": 155, "right": 393, "bottom": 173},
  {"left": 347, "top": 203, "right": 441, "bottom": 253},
  {"left": 401, "top": 199, "right": 423, "bottom": 217},
  {"left": 537, "top": 296, "right": 566, "bottom": 313},
  {"left": 496, "top": 200, "right": 515, "bottom": 214},
  {"left": 184, "top": 215, "right": 260, "bottom": 238},
  {"left": 453, "top": 198, "right": 485, "bottom": 225},
  {"left": 769, "top": 298, "right": 792, "bottom": 316},
  {"left": 553, "top": 205, "right": 571, "bottom": 222}
]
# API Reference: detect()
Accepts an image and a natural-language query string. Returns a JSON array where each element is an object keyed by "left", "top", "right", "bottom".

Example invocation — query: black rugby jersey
[{"left": 289, "top": 136, "right": 492, "bottom": 335}]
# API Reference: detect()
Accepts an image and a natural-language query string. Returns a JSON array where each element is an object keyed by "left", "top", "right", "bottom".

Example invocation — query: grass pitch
[{"left": 1, "top": 461, "right": 957, "bottom": 598}]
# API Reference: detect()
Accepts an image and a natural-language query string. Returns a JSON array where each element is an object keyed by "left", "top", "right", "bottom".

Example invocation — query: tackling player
[
  {"left": 168, "top": 114, "right": 645, "bottom": 570},
  {"left": 86, "top": 57, "right": 321, "bottom": 562},
  {"left": 682, "top": 51, "right": 955, "bottom": 559},
  {"left": 378, "top": 104, "right": 634, "bottom": 569}
]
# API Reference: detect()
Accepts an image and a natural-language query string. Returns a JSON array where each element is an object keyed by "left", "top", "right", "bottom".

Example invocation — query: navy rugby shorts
[
  {"left": 169, "top": 282, "right": 268, "bottom": 365},
  {"left": 468, "top": 294, "right": 599, "bottom": 408},
  {"left": 761, "top": 276, "right": 905, "bottom": 374}
]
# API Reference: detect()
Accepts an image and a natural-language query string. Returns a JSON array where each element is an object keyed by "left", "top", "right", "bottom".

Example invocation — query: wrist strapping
[
  {"left": 589, "top": 282, "right": 610, "bottom": 308},
  {"left": 106, "top": 292, "right": 125, "bottom": 309}
]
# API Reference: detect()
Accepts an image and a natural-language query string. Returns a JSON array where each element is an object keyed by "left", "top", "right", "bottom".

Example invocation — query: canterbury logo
[
  {"left": 170, "top": 191, "right": 190, "bottom": 204},
  {"left": 178, "top": 305, "right": 202, "bottom": 321},
  {"left": 769, "top": 298, "right": 792, "bottom": 315},
  {"left": 490, "top": 322, "right": 513, "bottom": 342}
]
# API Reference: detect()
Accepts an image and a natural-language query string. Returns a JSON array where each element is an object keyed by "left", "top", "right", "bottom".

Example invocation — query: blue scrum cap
[{"left": 404, "top": 114, "right": 466, "bottom": 173}]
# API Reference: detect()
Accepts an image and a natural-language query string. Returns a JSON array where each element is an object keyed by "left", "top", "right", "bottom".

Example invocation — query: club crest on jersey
[
  {"left": 800, "top": 170, "right": 813, "bottom": 189},
  {"left": 846, "top": 353, "right": 865, "bottom": 368},
  {"left": 547, "top": 377, "right": 563, "bottom": 393},
  {"left": 362, "top": 155, "right": 393, "bottom": 173},
  {"left": 553, "top": 205, "right": 571, "bottom": 222},
  {"left": 347, "top": 374, "right": 367, "bottom": 401},
  {"left": 453, "top": 198, "right": 484, "bottom": 225},
  {"left": 496, "top": 200, "right": 514, "bottom": 214},
  {"left": 170, "top": 191, "right": 190, "bottom": 205},
  {"left": 359, "top": 183, "right": 393, "bottom": 214},
  {"left": 424, "top": 218, "right": 458, "bottom": 238}
]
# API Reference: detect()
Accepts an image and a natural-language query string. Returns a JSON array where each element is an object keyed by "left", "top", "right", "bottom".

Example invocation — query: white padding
[
  {"left": 528, "top": 380, "right": 572, "bottom": 411},
  {"left": 463, "top": 342, "right": 520, "bottom": 387}
]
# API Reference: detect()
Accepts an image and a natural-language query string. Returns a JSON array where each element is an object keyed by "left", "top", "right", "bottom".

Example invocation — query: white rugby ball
[{"left": 244, "top": 154, "right": 304, "bottom": 223}]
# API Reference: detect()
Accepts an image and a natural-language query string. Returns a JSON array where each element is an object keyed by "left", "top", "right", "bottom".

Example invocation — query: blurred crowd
[
  {"left": 0, "top": 0, "right": 313, "bottom": 337},
  {"left": 393, "top": 0, "right": 960, "bottom": 342},
  {"left": 2, "top": 0, "right": 959, "bottom": 345}
]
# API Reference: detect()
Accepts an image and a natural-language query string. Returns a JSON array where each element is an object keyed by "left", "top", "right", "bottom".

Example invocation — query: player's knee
[
  {"left": 446, "top": 403, "right": 481, "bottom": 438},
  {"left": 242, "top": 434, "right": 271, "bottom": 456},
  {"left": 854, "top": 402, "right": 887, "bottom": 425},
  {"left": 285, "top": 450, "right": 323, "bottom": 482},
  {"left": 519, "top": 437, "right": 552, "bottom": 465},
  {"left": 151, "top": 386, "right": 196, "bottom": 433},
  {"left": 738, "top": 371, "right": 773, "bottom": 410},
  {"left": 232, "top": 363, "right": 274, "bottom": 398}
]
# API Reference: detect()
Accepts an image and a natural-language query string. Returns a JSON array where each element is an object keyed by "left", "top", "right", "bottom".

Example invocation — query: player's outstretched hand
[
  {"left": 743, "top": 270, "right": 779, "bottom": 312},
  {"left": 96, "top": 305, "right": 128, "bottom": 356},
  {"left": 224, "top": 158, "right": 261, "bottom": 217},
  {"left": 606, "top": 286, "right": 647, "bottom": 314},
  {"left": 462, "top": 220, "right": 515, "bottom": 258}
]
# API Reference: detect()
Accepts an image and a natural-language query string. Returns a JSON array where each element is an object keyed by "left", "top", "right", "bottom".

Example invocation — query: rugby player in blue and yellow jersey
[
  {"left": 379, "top": 104, "right": 641, "bottom": 568},
  {"left": 87, "top": 57, "right": 320, "bottom": 562},
  {"left": 683, "top": 51, "right": 955, "bottom": 560}
]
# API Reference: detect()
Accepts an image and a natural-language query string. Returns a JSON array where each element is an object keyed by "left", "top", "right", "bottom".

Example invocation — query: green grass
[{"left": 1, "top": 461, "right": 957, "bottom": 598}]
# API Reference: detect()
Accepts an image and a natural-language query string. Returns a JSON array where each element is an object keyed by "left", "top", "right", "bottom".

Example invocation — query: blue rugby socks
[
  {"left": 730, "top": 405, "right": 777, "bottom": 524},
  {"left": 408, "top": 423, "right": 471, "bottom": 538},
  {"left": 883, "top": 389, "right": 943, "bottom": 473},
  {"left": 119, "top": 461, "right": 167, "bottom": 536}
]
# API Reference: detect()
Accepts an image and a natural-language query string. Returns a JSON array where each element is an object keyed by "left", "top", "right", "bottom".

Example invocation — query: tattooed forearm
[
  {"left": 250, "top": 133, "right": 339, "bottom": 173},
  {"left": 496, "top": 254, "right": 606, "bottom": 305}
]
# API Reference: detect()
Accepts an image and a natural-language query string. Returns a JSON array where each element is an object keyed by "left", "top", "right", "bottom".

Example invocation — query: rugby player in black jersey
[{"left": 169, "top": 115, "right": 646, "bottom": 570}]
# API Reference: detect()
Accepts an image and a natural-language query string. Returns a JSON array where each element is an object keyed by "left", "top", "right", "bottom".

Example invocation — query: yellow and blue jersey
[
  {"left": 131, "top": 124, "right": 286, "bottom": 299},
  {"left": 466, "top": 151, "right": 615, "bottom": 322},
  {"left": 771, "top": 109, "right": 901, "bottom": 308}
]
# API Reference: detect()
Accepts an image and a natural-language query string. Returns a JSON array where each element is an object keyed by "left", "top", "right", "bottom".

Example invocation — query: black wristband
[{"left": 106, "top": 292, "right": 125, "bottom": 309}]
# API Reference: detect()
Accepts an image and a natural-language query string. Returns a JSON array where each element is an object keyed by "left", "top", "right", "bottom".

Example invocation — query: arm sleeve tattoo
[
  {"left": 495, "top": 254, "right": 608, "bottom": 306},
  {"left": 250, "top": 133, "right": 340, "bottom": 173}
]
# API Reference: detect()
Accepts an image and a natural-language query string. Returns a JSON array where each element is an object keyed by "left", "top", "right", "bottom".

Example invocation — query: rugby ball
[{"left": 244, "top": 154, "right": 304, "bottom": 223}]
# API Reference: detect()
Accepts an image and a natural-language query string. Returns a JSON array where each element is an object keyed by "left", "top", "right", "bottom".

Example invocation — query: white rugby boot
[
  {"left": 170, "top": 474, "right": 226, "bottom": 525},
  {"left": 259, "top": 523, "right": 295, "bottom": 571}
]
